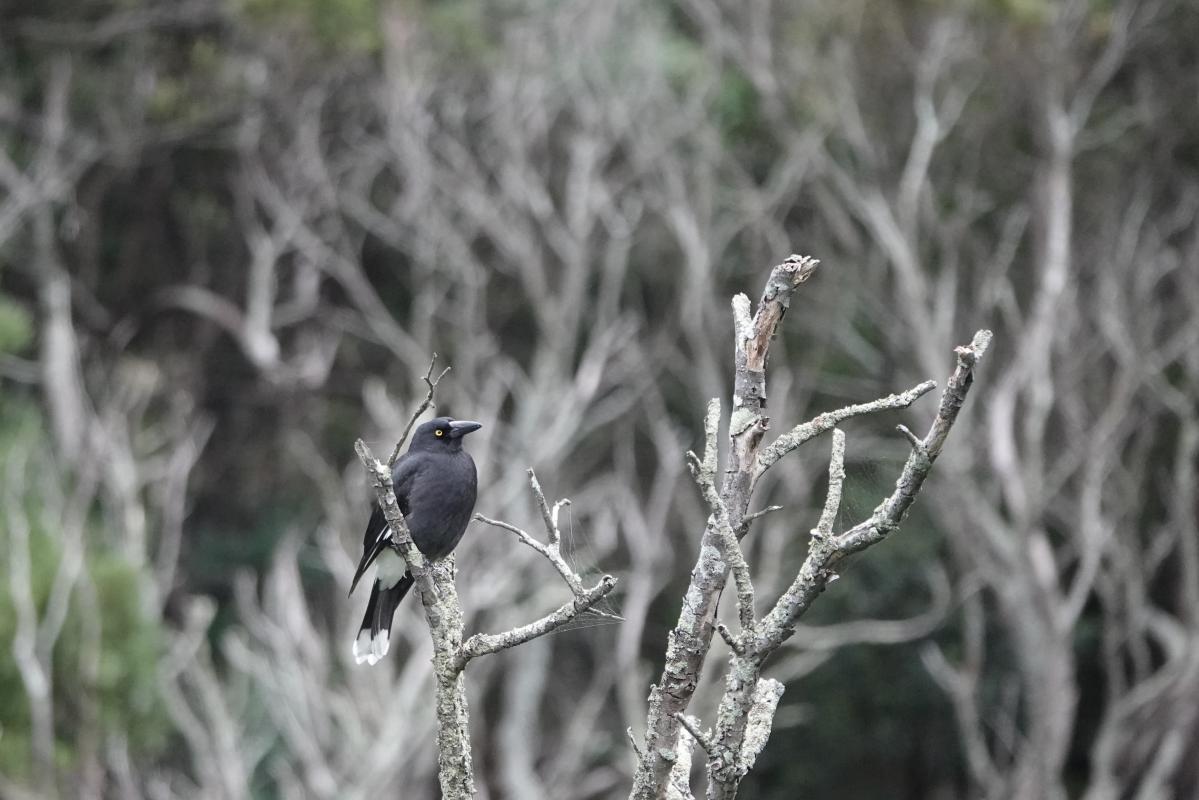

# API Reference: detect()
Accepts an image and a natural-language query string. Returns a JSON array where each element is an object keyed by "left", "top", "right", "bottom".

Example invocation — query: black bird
[{"left": 350, "top": 416, "right": 482, "bottom": 665}]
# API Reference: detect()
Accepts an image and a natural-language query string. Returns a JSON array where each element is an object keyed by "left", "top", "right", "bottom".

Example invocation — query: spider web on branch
[{"left": 538, "top": 503, "right": 623, "bottom": 637}]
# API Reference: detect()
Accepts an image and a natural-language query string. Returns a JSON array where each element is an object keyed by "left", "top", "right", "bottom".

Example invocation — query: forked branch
[
  {"left": 466, "top": 469, "right": 619, "bottom": 667},
  {"left": 702, "top": 330, "right": 991, "bottom": 800}
]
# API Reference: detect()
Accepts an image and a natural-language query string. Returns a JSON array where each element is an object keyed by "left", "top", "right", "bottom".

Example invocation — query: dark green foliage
[
  {"left": 0, "top": 293, "right": 33, "bottom": 354},
  {"left": 0, "top": 407, "right": 171, "bottom": 781},
  {"left": 244, "top": 0, "right": 384, "bottom": 53}
]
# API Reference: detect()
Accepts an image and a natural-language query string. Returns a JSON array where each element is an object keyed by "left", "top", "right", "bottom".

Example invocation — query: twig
[
  {"left": 812, "top": 429, "right": 846, "bottom": 539},
  {"left": 757, "top": 330, "right": 993, "bottom": 650},
  {"left": 742, "top": 505, "right": 784, "bottom": 526},
  {"left": 388, "top": 353, "right": 452, "bottom": 467},
  {"left": 464, "top": 470, "right": 621, "bottom": 666},
  {"left": 473, "top": 513, "right": 580, "bottom": 590},
  {"left": 673, "top": 713, "right": 715, "bottom": 755},
  {"left": 838, "top": 330, "right": 992, "bottom": 553},
  {"left": 627, "top": 727, "right": 644, "bottom": 758},
  {"left": 475, "top": 468, "right": 587, "bottom": 594},
  {"left": 754, "top": 380, "right": 937, "bottom": 480},
  {"left": 528, "top": 468, "right": 561, "bottom": 547},
  {"left": 457, "top": 576, "right": 617, "bottom": 667},
  {"left": 551, "top": 498, "right": 571, "bottom": 530},
  {"left": 715, "top": 623, "right": 745, "bottom": 656},
  {"left": 896, "top": 424, "right": 924, "bottom": 451}
]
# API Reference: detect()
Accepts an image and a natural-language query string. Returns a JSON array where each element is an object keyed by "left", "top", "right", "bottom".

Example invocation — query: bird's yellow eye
[{"left": 435, "top": 429, "right": 445, "bottom": 437}]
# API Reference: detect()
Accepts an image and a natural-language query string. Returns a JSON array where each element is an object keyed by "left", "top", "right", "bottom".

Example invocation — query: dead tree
[{"left": 631, "top": 257, "right": 990, "bottom": 799}]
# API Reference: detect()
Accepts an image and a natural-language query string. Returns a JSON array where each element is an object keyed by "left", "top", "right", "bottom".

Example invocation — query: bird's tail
[{"left": 352, "top": 572, "right": 414, "bottom": 666}]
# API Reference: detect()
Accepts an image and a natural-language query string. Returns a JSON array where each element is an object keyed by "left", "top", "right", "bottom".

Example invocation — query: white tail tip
[{"left": 352, "top": 628, "right": 390, "bottom": 666}]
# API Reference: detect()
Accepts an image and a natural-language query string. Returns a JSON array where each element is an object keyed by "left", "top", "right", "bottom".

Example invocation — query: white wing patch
[{"left": 374, "top": 549, "right": 408, "bottom": 589}]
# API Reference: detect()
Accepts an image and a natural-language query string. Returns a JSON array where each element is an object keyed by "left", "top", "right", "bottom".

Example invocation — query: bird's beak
[{"left": 448, "top": 420, "right": 483, "bottom": 439}]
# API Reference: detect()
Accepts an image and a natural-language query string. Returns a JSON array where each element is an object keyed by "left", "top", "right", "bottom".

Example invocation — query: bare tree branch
[
  {"left": 465, "top": 469, "right": 620, "bottom": 667},
  {"left": 813, "top": 429, "right": 846, "bottom": 539},
  {"left": 737, "top": 679, "right": 784, "bottom": 775},
  {"left": 687, "top": 399, "right": 755, "bottom": 633},
  {"left": 698, "top": 330, "right": 990, "bottom": 800},
  {"left": 458, "top": 575, "right": 617, "bottom": 666},
  {"left": 759, "top": 330, "right": 992, "bottom": 651},
  {"left": 633, "top": 256, "right": 819, "bottom": 799},
  {"left": 388, "top": 354, "right": 452, "bottom": 467},
  {"left": 754, "top": 380, "right": 937, "bottom": 480}
]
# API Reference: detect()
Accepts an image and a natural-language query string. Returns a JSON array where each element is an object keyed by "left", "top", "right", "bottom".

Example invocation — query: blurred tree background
[{"left": 1, "top": 0, "right": 1196, "bottom": 798}]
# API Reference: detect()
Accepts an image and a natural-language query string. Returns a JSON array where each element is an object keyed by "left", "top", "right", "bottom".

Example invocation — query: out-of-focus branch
[
  {"left": 4, "top": 453, "right": 56, "bottom": 796},
  {"left": 13, "top": 0, "right": 220, "bottom": 46},
  {"left": 32, "top": 60, "right": 90, "bottom": 464},
  {"left": 783, "top": 567, "right": 952, "bottom": 652},
  {"left": 158, "top": 597, "right": 252, "bottom": 799}
]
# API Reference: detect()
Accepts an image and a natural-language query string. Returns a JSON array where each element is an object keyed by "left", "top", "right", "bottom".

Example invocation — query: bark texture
[
  {"left": 633, "top": 259, "right": 991, "bottom": 799},
  {"left": 631, "top": 256, "right": 817, "bottom": 799}
]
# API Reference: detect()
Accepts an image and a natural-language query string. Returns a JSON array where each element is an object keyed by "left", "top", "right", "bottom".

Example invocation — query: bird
[{"left": 349, "top": 416, "right": 482, "bottom": 665}]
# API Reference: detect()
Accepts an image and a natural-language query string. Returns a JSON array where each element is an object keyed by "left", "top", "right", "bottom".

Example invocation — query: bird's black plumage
[{"left": 351, "top": 416, "right": 481, "bottom": 665}]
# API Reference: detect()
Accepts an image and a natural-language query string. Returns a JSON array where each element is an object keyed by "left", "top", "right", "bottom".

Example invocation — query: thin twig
[
  {"left": 812, "top": 429, "right": 846, "bottom": 539},
  {"left": 388, "top": 353, "right": 452, "bottom": 467},
  {"left": 627, "top": 727, "right": 644, "bottom": 759},
  {"left": 743, "top": 505, "right": 784, "bottom": 526},
  {"left": 756, "top": 330, "right": 993, "bottom": 651},
  {"left": 458, "top": 576, "right": 617, "bottom": 667},
  {"left": 838, "top": 329, "right": 992, "bottom": 552},
  {"left": 474, "top": 511, "right": 583, "bottom": 594},
  {"left": 715, "top": 623, "right": 745, "bottom": 656},
  {"left": 551, "top": 498, "right": 571, "bottom": 530},
  {"left": 896, "top": 424, "right": 924, "bottom": 451},
  {"left": 462, "top": 470, "right": 621, "bottom": 666},
  {"left": 673, "top": 713, "right": 715, "bottom": 755},
  {"left": 528, "top": 468, "right": 561, "bottom": 547},
  {"left": 754, "top": 380, "right": 937, "bottom": 480}
]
